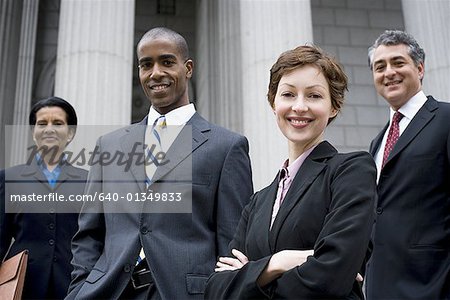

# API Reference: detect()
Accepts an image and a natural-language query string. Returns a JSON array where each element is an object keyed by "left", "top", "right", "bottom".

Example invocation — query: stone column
[
  {"left": 54, "top": 0, "right": 135, "bottom": 126},
  {"left": 9, "top": 0, "right": 40, "bottom": 166},
  {"left": 0, "top": 0, "right": 22, "bottom": 167},
  {"left": 197, "top": 0, "right": 313, "bottom": 189},
  {"left": 196, "top": 0, "right": 243, "bottom": 131},
  {"left": 402, "top": 0, "right": 450, "bottom": 102}
]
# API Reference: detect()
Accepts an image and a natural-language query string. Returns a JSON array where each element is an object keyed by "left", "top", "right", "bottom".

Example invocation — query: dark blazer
[
  {"left": 66, "top": 112, "right": 253, "bottom": 300},
  {"left": 0, "top": 159, "right": 87, "bottom": 299},
  {"left": 365, "top": 96, "right": 450, "bottom": 299},
  {"left": 205, "top": 141, "right": 377, "bottom": 299}
]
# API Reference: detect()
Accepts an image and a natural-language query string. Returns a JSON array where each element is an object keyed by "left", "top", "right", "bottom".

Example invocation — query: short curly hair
[{"left": 267, "top": 45, "right": 348, "bottom": 124}]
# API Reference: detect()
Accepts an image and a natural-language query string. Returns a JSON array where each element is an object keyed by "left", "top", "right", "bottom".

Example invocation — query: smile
[
  {"left": 150, "top": 84, "right": 170, "bottom": 90},
  {"left": 385, "top": 80, "right": 402, "bottom": 86},
  {"left": 287, "top": 117, "right": 312, "bottom": 126}
]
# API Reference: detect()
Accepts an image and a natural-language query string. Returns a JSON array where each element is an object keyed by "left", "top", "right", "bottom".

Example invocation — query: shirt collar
[
  {"left": 279, "top": 144, "right": 318, "bottom": 180},
  {"left": 147, "top": 103, "right": 196, "bottom": 126},
  {"left": 392, "top": 90, "right": 427, "bottom": 121},
  {"left": 35, "top": 153, "right": 66, "bottom": 167}
]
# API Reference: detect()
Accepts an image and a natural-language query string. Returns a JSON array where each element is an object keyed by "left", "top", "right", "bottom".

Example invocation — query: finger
[
  {"left": 231, "top": 249, "right": 249, "bottom": 264},
  {"left": 215, "top": 266, "right": 235, "bottom": 272},
  {"left": 216, "top": 261, "right": 239, "bottom": 270},
  {"left": 215, "top": 262, "right": 237, "bottom": 271},
  {"left": 219, "top": 256, "right": 242, "bottom": 267},
  {"left": 356, "top": 273, "right": 364, "bottom": 282}
]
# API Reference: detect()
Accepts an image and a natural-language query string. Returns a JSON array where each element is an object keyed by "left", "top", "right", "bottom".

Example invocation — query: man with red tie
[{"left": 365, "top": 30, "right": 450, "bottom": 299}]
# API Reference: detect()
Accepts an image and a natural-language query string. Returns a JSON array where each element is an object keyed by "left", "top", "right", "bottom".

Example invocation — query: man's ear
[
  {"left": 185, "top": 59, "right": 194, "bottom": 78},
  {"left": 417, "top": 62, "right": 425, "bottom": 80}
]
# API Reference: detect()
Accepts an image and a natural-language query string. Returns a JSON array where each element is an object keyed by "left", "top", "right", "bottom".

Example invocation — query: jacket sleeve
[
  {"left": 206, "top": 194, "right": 274, "bottom": 299},
  {"left": 272, "top": 152, "right": 377, "bottom": 298},
  {"left": 215, "top": 135, "right": 253, "bottom": 256},
  {"left": 65, "top": 138, "right": 106, "bottom": 299}
]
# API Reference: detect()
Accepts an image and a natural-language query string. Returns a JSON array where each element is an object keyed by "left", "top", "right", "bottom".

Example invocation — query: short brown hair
[{"left": 267, "top": 45, "right": 348, "bottom": 123}]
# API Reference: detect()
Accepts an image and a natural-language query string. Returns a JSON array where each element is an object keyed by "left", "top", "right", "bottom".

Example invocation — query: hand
[
  {"left": 257, "top": 249, "right": 314, "bottom": 287},
  {"left": 356, "top": 273, "right": 363, "bottom": 282},
  {"left": 215, "top": 249, "right": 249, "bottom": 272},
  {"left": 269, "top": 249, "right": 314, "bottom": 274}
]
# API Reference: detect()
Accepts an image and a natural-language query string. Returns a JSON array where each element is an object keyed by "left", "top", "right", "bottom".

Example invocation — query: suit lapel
[
  {"left": 53, "top": 163, "right": 85, "bottom": 190},
  {"left": 151, "top": 113, "right": 209, "bottom": 184},
  {"left": 21, "top": 158, "right": 52, "bottom": 191},
  {"left": 384, "top": 97, "right": 437, "bottom": 167},
  {"left": 121, "top": 119, "right": 147, "bottom": 193},
  {"left": 370, "top": 123, "right": 388, "bottom": 156},
  {"left": 269, "top": 141, "right": 336, "bottom": 250}
]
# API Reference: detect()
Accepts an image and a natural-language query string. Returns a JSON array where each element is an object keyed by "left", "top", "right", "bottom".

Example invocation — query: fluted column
[
  {"left": 196, "top": 0, "right": 243, "bottom": 131},
  {"left": 54, "top": 0, "right": 135, "bottom": 126},
  {"left": 0, "top": 0, "right": 22, "bottom": 168},
  {"left": 197, "top": 0, "right": 313, "bottom": 189},
  {"left": 9, "top": 0, "right": 40, "bottom": 166},
  {"left": 402, "top": 0, "right": 450, "bottom": 102}
]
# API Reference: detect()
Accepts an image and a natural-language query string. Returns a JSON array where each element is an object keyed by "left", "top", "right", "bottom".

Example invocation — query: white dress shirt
[{"left": 374, "top": 91, "right": 427, "bottom": 181}]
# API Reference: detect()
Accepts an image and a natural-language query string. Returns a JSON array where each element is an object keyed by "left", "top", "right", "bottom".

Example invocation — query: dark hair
[
  {"left": 268, "top": 45, "right": 348, "bottom": 124},
  {"left": 137, "top": 27, "right": 190, "bottom": 60},
  {"left": 368, "top": 30, "right": 425, "bottom": 70},
  {"left": 29, "top": 97, "right": 78, "bottom": 128}
]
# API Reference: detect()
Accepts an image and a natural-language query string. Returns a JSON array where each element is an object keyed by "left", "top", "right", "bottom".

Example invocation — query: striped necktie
[
  {"left": 139, "top": 116, "right": 166, "bottom": 265},
  {"left": 145, "top": 115, "right": 166, "bottom": 186}
]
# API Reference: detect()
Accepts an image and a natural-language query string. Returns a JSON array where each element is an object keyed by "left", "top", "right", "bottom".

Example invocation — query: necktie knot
[
  {"left": 392, "top": 111, "right": 403, "bottom": 125},
  {"left": 153, "top": 115, "right": 167, "bottom": 130},
  {"left": 278, "top": 167, "right": 288, "bottom": 182}
]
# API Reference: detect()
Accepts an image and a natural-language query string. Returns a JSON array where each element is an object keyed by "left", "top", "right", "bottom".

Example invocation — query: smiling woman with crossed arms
[{"left": 205, "top": 45, "right": 377, "bottom": 299}]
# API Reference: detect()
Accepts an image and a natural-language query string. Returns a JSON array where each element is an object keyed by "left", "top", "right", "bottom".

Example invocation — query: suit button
[
  {"left": 48, "top": 223, "right": 55, "bottom": 230},
  {"left": 53, "top": 256, "right": 57, "bottom": 262},
  {"left": 376, "top": 207, "right": 383, "bottom": 214},
  {"left": 123, "top": 264, "right": 131, "bottom": 273},
  {"left": 141, "top": 227, "right": 149, "bottom": 234},
  {"left": 49, "top": 239, "right": 55, "bottom": 246}
]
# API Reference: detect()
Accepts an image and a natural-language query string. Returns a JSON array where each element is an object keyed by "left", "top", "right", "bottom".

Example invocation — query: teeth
[
  {"left": 386, "top": 80, "right": 401, "bottom": 86},
  {"left": 290, "top": 119, "right": 310, "bottom": 124},
  {"left": 151, "top": 84, "right": 169, "bottom": 90}
]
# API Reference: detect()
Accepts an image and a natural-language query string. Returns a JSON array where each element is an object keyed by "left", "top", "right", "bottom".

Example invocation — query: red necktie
[{"left": 382, "top": 111, "right": 403, "bottom": 167}]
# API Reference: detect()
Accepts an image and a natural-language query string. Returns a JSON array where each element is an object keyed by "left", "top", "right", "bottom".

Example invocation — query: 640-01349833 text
[{"left": 93, "top": 192, "right": 182, "bottom": 202}]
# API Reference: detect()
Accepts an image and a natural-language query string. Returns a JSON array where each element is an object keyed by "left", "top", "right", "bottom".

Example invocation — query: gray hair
[{"left": 368, "top": 30, "right": 425, "bottom": 70}]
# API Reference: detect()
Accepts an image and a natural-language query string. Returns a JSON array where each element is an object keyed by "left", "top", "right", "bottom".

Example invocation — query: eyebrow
[
  {"left": 305, "top": 84, "right": 327, "bottom": 90},
  {"left": 374, "top": 55, "right": 406, "bottom": 66},
  {"left": 138, "top": 54, "right": 177, "bottom": 64}
]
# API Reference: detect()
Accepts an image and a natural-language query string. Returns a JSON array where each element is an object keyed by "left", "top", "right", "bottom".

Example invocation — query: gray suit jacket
[{"left": 66, "top": 112, "right": 253, "bottom": 299}]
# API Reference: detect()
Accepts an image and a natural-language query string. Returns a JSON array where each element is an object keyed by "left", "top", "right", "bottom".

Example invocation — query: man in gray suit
[{"left": 66, "top": 27, "right": 253, "bottom": 299}]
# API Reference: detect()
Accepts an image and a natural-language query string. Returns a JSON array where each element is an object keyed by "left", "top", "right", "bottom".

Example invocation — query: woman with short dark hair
[{"left": 0, "top": 97, "right": 87, "bottom": 299}]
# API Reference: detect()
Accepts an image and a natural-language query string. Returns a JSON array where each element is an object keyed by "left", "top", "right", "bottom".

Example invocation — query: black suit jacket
[
  {"left": 205, "top": 141, "right": 377, "bottom": 299},
  {"left": 66, "top": 113, "right": 253, "bottom": 300},
  {"left": 0, "top": 159, "right": 87, "bottom": 299},
  {"left": 365, "top": 96, "right": 450, "bottom": 299}
]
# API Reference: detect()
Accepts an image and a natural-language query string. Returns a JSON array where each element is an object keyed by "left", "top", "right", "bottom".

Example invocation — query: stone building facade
[{"left": 1, "top": 0, "right": 449, "bottom": 188}]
